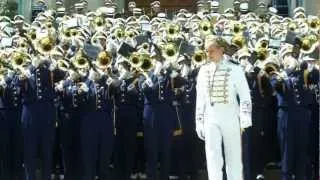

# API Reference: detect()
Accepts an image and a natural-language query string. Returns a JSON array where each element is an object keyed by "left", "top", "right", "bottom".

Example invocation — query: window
[{"left": 272, "top": 0, "right": 289, "bottom": 16}]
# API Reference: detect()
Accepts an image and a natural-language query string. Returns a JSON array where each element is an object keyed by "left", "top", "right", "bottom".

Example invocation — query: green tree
[{"left": 0, "top": 1, "right": 18, "bottom": 18}]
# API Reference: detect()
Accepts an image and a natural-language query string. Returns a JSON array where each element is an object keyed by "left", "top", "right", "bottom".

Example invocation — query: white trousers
[{"left": 205, "top": 120, "right": 243, "bottom": 180}]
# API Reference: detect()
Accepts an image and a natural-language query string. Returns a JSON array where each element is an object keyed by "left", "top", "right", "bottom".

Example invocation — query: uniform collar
[{"left": 209, "top": 56, "right": 227, "bottom": 67}]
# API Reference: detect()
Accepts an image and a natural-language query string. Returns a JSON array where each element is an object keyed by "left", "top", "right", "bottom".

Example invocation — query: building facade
[{"left": 12, "top": 0, "right": 320, "bottom": 22}]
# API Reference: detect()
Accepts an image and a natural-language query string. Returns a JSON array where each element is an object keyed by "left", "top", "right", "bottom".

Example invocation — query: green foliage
[{"left": 0, "top": 1, "right": 18, "bottom": 18}]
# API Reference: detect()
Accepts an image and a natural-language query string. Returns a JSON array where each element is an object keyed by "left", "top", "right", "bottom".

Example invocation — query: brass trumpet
[
  {"left": 199, "top": 20, "right": 212, "bottom": 37},
  {"left": 300, "top": 34, "right": 319, "bottom": 54},
  {"left": 71, "top": 50, "right": 89, "bottom": 69},
  {"left": 255, "top": 38, "right": 269, "bottom": 51},
  {"left": 11, "top": 51, "right": 31, "bottom": 69},
  {"left": 125, "top": 29, "right": 138, "bottom": 39},
  {"left": 233, "top": 21, "right": 244, "bottom": 35},
  {"left": 36, "top": 36, "right": 56, "bottom": 55},
  {"left": 231, "top": 35, "right": 246, "bottom": 49},
  {"left": 93, "top": 16, "right": 105, "bottom": 32},
  {"left": 309, "top": 18, "right": 319, "bottom": 30},
  {"left": 57, "top": 59, "right": 71, "bottom": 72},
  {"left": 166, "top": 23, "right": 180, "bottom": 40},
  {"left": 113, "top": 27, "right": 125, "bottom": 40},
  {"left": 161, "top": 42, "right": 179, "bottom": 62},
  {"left": 129, "top": 52, "right": 142, "bottom": 68},
  {"left": 192, "top": 50, "right": 206, "bottom": 65},
  {"left": 129, "top": 52, "right": 154, "bottom": 73},
  {"left": 256, "top": 47, "right": 268, "bottom": 61},
  {"left": 288, "top": 22, "right": 298, "bottom": 32},
  {"left": 28, "top": 28, "right": 37, "bottom": 41},
  {"left": 96, "top": 51, "right": 112, "bottom": 69},
  {"left": 139, "top": 53, "right": 154, "bottom": 72}
]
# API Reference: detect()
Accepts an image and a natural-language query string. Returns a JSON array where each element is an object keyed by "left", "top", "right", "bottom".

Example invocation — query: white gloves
[
  {"left": 106, "top": 77, "right": 114, "bottom": 85},
  {"left": 55, "top": 81, "right": 64, "bottom": 92},
  {"left": 196, "top": 116, "right": 205, "bottom": 141},
  {"left": 144, "top": 78, "right": 153, "bottom": 87},
  {"left": 78, "top": 82, "right": 89, "bottom": 93}
]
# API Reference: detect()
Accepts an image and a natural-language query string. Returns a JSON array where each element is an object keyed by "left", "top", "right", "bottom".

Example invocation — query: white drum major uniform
[{"left": 195, "top": 36, "right": 252, "bottom": 180}]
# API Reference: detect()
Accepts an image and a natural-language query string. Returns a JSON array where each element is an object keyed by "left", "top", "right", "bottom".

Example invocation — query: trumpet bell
[
  {"left": 72, "top": 50, "right": 89, "bottom": 69},
  {"left": 37, "top": 36, "right": 55, "bottom": 54},
  {"left": 255, "top": 38, "right": 269, "bottom": 50},
  {"left": 199, "top": 20, "right": 212, "bottom": 36},
  {"left": 231, "top": 35, "right": 246, "bottom": 49},
  {"left": 113, "top": 28, "right": 125, "bottom": 39},
  {"left": 75, "top": 58, "right": 89, "bottom": 69},
  {"left": 11, "top": 51, "right": 30, "bottom": 69},
  {"left": 256, "top": 47, "right": 268, "bottom": 60},
  {"left": 166, "top": 23, "right": 180, "bottom": 40},
  {"left": 192, "top": 50, "right": 206, "bottom": 65},
  {"left": 139, "top": 53, "right": 153, "bottom": 72},
  {"left": 96, "top": 51, "right": 112, "bottom": 69},
  {"left": 129, "top": 52, "right": 142, "bottom": 68},
  {"left": 301, "top": 34, "right": 319, "bottom": 54},
  {"left": 233, "top": 22, "right": 244, "bottom": 35},
  {"left": 162, "top": 43, "right": 178, "bottom": 61}
]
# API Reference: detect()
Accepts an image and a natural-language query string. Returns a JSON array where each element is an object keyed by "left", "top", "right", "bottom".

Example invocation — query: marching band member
[
  {"left": 0, "top": 60, "right": 24, "bottom": 180},
  {"left": 0, "top": 2, "right": 319, "bottom": 180},
  {"left": 196, "top": 36, "right": 252, "bottom": 180},
  {"left": 271, "top": 45, "right": 314, "bottom": 179},
  {"left": 139, "top": 57, "right": 176, "bottom": 180},
  {"left": 56, "top": 69, "right": 84, "bottom": 180},
  {"left": 174, "top": 55, "right": 201, "bottom": 179},
  {"left": 18, "top": 48, "right": 65, "bottom": 180},
  {"left": 113, "top": 59, "right": 141, "bottom": 180},
  {"left": 78, "top": 49, "right": 114, "bottom": 180}
]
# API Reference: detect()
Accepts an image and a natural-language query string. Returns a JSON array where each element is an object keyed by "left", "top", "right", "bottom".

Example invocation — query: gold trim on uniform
[{"left": 208, "top": 67, "right": 231, "bottom": 105}]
